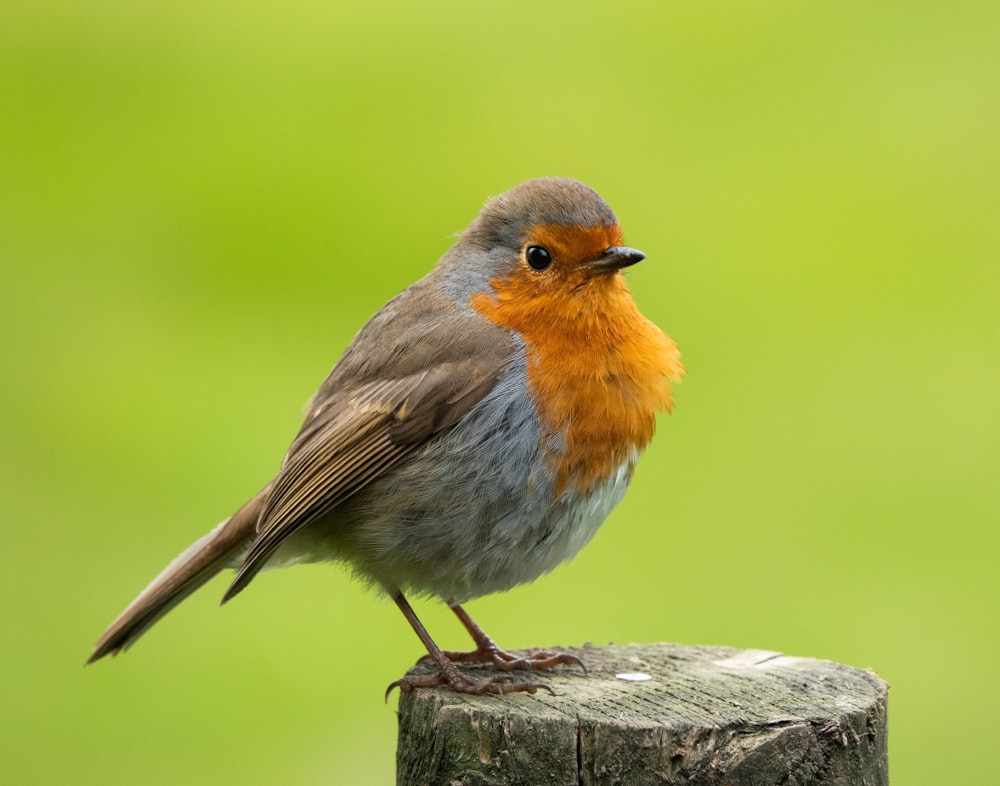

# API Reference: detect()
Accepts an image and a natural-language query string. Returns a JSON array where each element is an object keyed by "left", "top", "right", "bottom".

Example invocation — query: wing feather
[{"left": 222, "top": 357, "right": 502, "bottom": 601}]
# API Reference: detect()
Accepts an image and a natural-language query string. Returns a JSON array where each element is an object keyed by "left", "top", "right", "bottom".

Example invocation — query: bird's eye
[{"left": 525, "top": 245, "right": 552, "bottom": 271}]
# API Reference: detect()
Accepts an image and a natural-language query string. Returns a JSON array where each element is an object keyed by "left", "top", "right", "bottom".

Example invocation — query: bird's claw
[
  {"left": 419, "top": 646, "right": 586, "bottom": 675},
  {"left": 385, "top": 661, "right": 555, "bottom": 701}
]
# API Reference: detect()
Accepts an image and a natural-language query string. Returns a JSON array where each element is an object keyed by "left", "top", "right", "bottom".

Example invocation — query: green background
[{"left": 2, "top": 1, "right": 996, "bottom": 783}]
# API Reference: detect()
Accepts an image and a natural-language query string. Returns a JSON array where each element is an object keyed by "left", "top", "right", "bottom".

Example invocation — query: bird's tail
[{"left": 86, "top": 489, "right": 267, "bottom": 664}]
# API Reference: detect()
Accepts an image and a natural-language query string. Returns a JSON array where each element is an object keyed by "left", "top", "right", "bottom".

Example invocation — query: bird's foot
[
  {"left": 385, "top": 658, "right": 553, "bottom": 699},
  {"left": 420, "top": 643, "right": 586, "bottom": 674}
]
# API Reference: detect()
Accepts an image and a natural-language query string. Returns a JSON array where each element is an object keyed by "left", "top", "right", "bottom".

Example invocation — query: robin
[{"left": 87, "top": 177, "right": 683, "bottom": 695}]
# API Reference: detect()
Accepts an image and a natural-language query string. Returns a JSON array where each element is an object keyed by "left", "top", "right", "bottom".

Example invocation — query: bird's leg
[
  {"left": 423, "top": 602, "right": 586, "bottom": 674},
  {"left": 386, "top": 593, "right": 554, "bottom": 698}
]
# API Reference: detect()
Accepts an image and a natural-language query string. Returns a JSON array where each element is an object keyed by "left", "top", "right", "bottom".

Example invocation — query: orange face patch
[
  {"left": 470, "top": 223, "right": 683, "bottom": 495},
  {"left": 527, "top": 222, "right": 624, "bottom": 268}
]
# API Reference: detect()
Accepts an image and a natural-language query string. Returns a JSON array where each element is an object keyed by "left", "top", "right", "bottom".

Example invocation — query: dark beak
[{"left": 586, "top": 245, "right": 646, "bottom": 272}]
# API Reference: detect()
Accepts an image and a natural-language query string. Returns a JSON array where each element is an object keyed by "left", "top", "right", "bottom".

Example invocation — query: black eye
[{"left": 525, "top": 245, "right": 552, "bottom": 271}]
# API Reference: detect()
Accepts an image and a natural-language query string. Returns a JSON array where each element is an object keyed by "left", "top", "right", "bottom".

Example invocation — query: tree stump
[{"left": 395, "top": 642, "right": 887, "bottom": 786}]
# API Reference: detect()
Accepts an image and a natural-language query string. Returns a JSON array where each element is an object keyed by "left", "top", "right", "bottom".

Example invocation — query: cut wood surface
[{"left": 396, "top": 642, "right": 888, "bottom": 785}]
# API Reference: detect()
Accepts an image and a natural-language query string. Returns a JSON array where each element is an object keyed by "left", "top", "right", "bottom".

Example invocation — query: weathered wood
[{"left": 396, "top": 642, "right": 887, "bottom": 786}]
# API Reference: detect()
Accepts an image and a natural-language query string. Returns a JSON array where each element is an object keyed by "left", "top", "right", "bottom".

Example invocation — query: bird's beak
[{"left": 586, "top": 246, "right": 646, "bottom": 272}]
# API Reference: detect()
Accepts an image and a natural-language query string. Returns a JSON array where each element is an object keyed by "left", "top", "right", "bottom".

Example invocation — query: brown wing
[{"left": 221, "top": 358, "right": 502, "bottom": 602}]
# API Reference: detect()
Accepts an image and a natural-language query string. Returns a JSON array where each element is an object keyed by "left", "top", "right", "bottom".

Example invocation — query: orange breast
[{"left": 471, "top": 264, "right": 682, "bottom": 495}]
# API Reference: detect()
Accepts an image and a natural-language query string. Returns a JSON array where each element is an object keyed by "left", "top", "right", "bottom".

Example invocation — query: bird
[{"left": 87, "top": 177, "right": 684, "bottom": 695}]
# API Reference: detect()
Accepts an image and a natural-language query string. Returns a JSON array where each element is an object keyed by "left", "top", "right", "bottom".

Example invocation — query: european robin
[{"left": 87, "top": 177, "right": 683, "bottom": 695}]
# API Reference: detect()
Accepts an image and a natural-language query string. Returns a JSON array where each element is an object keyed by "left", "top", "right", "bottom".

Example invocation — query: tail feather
[{"left": 86, "top": 490, "right": 266, "bottom": 664}]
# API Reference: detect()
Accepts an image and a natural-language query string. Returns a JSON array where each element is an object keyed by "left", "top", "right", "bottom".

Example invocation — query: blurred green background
[{"left": 2, "top": 0, "right": 996, "bottom": 783}]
